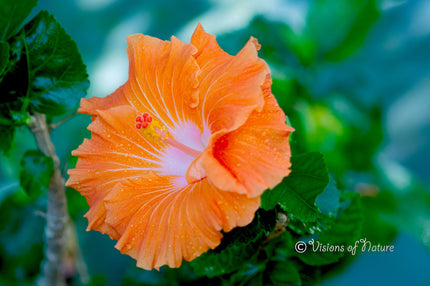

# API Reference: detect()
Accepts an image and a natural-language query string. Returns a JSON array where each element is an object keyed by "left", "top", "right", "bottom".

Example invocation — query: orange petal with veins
[
  {"left": 186, "top": 26, "right": 293, "bottom": 196},
  {"left": 67, "top": 105, "right": 163, "bottom": 236},
  {"left": 125, "top": 34, "right": 201, "bottom": 129},
  {"left": 209, "top": 76, "right": 294, "bottom": 197},
  {"left": 104, "top": 176, "right": 259, "bottom": 270},
  {"left": 191, "top": 23, "right": 267, "bottom": 136},
  {"left": 79, "top": 83, "right": 129, "bottom": 117}
]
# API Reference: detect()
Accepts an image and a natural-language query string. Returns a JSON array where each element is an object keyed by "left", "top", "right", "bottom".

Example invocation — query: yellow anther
[{"left": 140, "top": 119, "right": 168, "bottom": 144}]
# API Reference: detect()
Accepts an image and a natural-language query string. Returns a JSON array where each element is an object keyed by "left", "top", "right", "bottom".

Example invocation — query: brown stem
[
  {"left": 48, "top": 113, "right": 76, "bottom": 131},
  {"left": 30, "top": 112, "right": 68, "bottom": 286}
]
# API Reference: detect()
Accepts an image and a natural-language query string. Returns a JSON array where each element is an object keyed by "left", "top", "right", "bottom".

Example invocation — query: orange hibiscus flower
[{"left": 66, "top": 24, "right": 293, "bottom": 270}]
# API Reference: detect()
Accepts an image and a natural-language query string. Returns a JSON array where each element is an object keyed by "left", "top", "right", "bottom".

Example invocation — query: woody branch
[{"left": 29, "top": 112, "right": 68, "bottom": 286}]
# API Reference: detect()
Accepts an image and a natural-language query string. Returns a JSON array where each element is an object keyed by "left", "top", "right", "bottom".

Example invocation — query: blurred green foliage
[
  {"left": 1, "top": 0, "right": 430, "bottom": 285},
  {"left": 19, "top": 150, "right": 54, "bottom": 200}
]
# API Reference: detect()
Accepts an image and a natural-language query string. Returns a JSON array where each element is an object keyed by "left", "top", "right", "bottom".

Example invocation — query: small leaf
[
  {"left": 0, "top": 0, "right": 38, "bottom": 41},
  {"left": 261, "top": 152, "right": 329, "bottom": 222},
  {"left": 0, "top": 41, "right": 9, "bottom": 78},
  {"left": 297, "top": 193, "right": 363, "bottom": 266},
  {"left": 19, "top": 150, "right": 54, "bottom": 199}
]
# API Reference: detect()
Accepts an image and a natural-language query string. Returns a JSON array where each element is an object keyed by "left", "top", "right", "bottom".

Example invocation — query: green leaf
[
  {"left": 22, "top": 10, "right": 89, "bottom": 115},
  {"left": 217, "top": 209, "right": 277, "bottom": 252},
  {"left": 297, "top": 193, "right": 363, "bottom": 266},
  {"left": 19, "top": 150, "right": 54, "bottom": 199},
  {"left": 0, "top": 41, "right": 9, "bottom": 78},
  {"left": 1, "top": 10, "right": 89, "bottom": 117},
  {"left": 286, "top": 212, "right": 335, "bottom": 236},
  {"left": 261, "top": 152, "right": 329, "bottom": 222},
  {"left": 0, "top": 10, "right": 88, "bottom": 154},
  {"left": 0, "top": 0, "right": 38, "bottom": 41},
  {"left": 286, "top": 176, "right": 341, "bottom": 235},
  {"left": 191, "top": 241, "right": 259, "bottom": 278},
  {"left": 190, "top": 210, "right": 276, "bottom": 277}
]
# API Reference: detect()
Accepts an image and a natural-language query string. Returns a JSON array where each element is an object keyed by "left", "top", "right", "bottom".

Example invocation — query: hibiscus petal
[
  {"left": 104, "top": 176, "right": 260, "bottom": 270},
  {"left": 79, "top": 83, "right": 129, "bottom": 117},
  {"left": 187, "top": 75, "right": 293, "bottom": 197},
  {"left": 191, "top": 24, "right": 267, "bottom": 136},
  {"left": 66, "top": 105, "right": 164, "bottom": 234},
  {"left": 125, "top": 34, "right": 201, "bottom": 130},
  {"left": 210, "top": 76, "right": 294, "bottom": 197},
  {"left": 187, "top": 25, "right": 292, "bottom": 195}
]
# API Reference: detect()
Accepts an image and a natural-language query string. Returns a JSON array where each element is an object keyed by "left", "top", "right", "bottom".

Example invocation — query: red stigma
[{"left": 135, "top": 112, "right": 153, "bottom": 129}]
